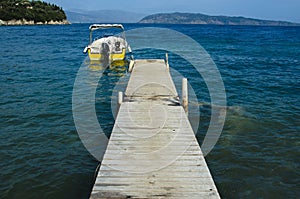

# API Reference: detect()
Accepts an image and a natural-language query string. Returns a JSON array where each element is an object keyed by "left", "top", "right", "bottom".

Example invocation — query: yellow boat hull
[{"left": 88, "top": 48, "right": 126, "bottom": 61}]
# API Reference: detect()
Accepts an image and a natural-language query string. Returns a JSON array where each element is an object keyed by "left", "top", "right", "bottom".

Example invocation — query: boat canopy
[{"left": 89, "top": 24, "right": 124, "bottom": 31}]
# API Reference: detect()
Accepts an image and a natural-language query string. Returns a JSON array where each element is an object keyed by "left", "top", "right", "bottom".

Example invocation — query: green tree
[{"left": 0, "top": 0, "right": 67, "bottom": 23}]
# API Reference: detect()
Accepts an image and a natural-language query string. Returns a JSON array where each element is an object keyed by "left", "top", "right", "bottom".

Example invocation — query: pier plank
[{"left": 90, "top": 59, "right": 220, "bottom": 199}]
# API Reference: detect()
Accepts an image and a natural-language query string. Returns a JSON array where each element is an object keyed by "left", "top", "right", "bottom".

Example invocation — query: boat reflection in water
[
  {"left": 85, "top": 58, "right": 128, "bottom": 76},
  {"left": 109, "top": 60, "right": 128, "bottom": 74}
]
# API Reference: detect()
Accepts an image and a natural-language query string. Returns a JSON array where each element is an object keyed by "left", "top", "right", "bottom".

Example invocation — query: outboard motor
[
  {"left": 101, "top": 42, "right": 110, "bottom": 65},
  {"left": 101, "top": 42, "right": 110, "bottom": 55}
]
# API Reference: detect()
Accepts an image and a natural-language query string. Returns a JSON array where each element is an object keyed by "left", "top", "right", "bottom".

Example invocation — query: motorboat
[{"left": 83, "top": 24, "right": 128, "bottom": 61}]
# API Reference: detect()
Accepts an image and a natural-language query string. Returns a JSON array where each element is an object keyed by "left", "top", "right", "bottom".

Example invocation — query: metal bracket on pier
[
  {"left": 117, "top": 91, "right": 123, "bottom": 113},
  {"left": 165, "top": 52, "right": 169, "bottom": 70},
  {"left": 129, "top": 60, "right": 135, "bottom": 72},
  {"left": 118, "top": 91, "right": 123, "bottom": 106},
  {"left": 128, "top": 45, "right": 135, "bottom": 72},
  {"left": 182, "top": 78, "right": 188, "bottom": 114}
]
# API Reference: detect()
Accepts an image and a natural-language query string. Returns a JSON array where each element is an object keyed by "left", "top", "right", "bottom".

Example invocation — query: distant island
[
  {"left": 139, "top": 12, "right": 299, "bottom": 26},
  {"left": 0, "top": 0, "right": 69, "bottom": 25},
  {"left": 65, "top": 9, "right": 145, "bottom": 23}
]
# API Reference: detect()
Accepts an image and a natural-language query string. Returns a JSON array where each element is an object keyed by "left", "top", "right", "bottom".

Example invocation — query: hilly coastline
[
  {"left": 0, "top": 0, "right": 69, "bottom": 25},
  {"left": 139, "top": 12, "right": 299, "bottom": 26},
  {"left": 66, "top": 9, "right": 145, "bottom": 23}
]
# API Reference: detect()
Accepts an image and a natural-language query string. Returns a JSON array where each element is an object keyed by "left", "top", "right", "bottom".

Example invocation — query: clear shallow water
[{"left": 0, "top": 24, "right": 299, "bottom": 198}]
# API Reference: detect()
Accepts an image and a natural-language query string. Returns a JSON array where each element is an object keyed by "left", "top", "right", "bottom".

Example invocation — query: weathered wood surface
[{"left": 90, "top": 59, "right": 220, "bottom": 198}]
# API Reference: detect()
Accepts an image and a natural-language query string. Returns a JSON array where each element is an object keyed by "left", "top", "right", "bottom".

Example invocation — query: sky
[{"left": 46, "top": 0, "right": 300, "bottom": 23}]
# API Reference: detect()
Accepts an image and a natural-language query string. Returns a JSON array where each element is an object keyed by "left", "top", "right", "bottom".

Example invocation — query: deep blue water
[{"left": 0, "top": 24, "right": 299, "bottom": 198}]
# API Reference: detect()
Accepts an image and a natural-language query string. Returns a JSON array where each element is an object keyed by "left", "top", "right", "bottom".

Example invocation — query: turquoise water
[{"left": 0, "top": 24, "right": 299, "bottom": 198}]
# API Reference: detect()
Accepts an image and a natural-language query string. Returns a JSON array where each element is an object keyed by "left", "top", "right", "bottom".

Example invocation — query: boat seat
[{"left": 90, "top": 46, "right": 100, "bottom": 54}]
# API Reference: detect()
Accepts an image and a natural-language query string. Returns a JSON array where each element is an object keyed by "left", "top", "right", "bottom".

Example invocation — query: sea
[{"left": 0, "top": 23, "right": 299, "bottom": 199}]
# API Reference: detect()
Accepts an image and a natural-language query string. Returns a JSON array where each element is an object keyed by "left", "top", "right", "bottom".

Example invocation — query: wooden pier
[{"left": 90, "top": 59, "right": 220, "bottom": 198}]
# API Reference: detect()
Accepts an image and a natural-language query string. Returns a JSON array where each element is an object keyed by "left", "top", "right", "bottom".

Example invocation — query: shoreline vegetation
[
  {"left": 0, "top": 0, "right": 70, "bottom": 26},
  {"left": 0, "top": 19, "right": 70, "bottom": 25}
]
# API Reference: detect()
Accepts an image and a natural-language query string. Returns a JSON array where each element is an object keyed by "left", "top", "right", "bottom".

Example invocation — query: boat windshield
[
  {"left": 89, "top": 24, "right": 124, "bottom": 31},
  {"left": 89, "top": 24, "right": 125, "bottom": 43}
]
